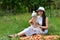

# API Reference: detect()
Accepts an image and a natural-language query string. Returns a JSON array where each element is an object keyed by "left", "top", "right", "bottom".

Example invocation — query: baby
[
  {"left": 29, "top": 11, "right": 38, "bottom": 28},
  {"left": 29, "top": 11, "right": 42, "bottom": 33}
]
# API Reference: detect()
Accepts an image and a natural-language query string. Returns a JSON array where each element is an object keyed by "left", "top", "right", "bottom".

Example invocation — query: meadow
[{"left": 0, "top": 13, "right": 60, "bottom": 40}]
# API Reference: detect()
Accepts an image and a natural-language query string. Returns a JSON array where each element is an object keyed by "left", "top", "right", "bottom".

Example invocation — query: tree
[{"left": 0, "top": 0, "right": 54, "bottom": 13}]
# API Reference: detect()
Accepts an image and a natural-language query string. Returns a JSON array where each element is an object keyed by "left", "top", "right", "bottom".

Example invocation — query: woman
[{"left": 9, "top": 7, "right": 48, "bottom": 37}]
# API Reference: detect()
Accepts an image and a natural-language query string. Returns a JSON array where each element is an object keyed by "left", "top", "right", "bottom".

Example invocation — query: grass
[
  {"left": 49, "top": 17, "right": 60, "bottom": 35},
  {"left": 0, "top": 13, "right": 60, "bottom": 40}
]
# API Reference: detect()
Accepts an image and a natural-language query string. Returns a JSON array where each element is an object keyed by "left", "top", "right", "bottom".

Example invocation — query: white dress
[{"left": 19, "top": 16, "right": 48, "bottom": 36}]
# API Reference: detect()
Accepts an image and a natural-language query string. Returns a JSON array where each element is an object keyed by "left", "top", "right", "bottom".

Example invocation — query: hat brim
[{"left": 36, "top": 9, "right": 45, "bottom": 12}]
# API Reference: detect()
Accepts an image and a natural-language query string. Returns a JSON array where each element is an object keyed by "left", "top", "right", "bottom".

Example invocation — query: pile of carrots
[{"left": 21, "top": 35, "right": 59, "bottom": 40}]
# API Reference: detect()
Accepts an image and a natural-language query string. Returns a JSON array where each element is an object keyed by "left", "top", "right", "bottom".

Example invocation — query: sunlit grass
[{"left": 0, "top": 13, "right": 60, "bottom": 40}]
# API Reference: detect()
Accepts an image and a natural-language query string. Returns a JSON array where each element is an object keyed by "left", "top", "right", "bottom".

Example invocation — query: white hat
[
  {"left": 32, "top": 11, "right": 37, "bottom": 16},
  {"left": 37, "top": 7, "right": 45, "bottom": 11}
]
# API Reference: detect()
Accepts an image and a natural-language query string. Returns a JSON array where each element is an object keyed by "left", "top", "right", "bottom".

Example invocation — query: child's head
[{"left": 32, "top": 11, "right": 37, "bottom": 18}]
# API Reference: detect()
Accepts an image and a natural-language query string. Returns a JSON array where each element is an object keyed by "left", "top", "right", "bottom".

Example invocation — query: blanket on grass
[{"left": 20, "top": 35, "right": 59, "bottom": 40}]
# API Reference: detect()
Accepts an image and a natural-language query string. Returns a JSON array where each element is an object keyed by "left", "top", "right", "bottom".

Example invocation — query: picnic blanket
[{"left": 20, "top": 35, "right": 59, "bottom": 40}]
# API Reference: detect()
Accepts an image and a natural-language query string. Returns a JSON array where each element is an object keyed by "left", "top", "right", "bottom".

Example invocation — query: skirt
[{"left": 19, "top": 26, "right": 48, "bottom": 36}]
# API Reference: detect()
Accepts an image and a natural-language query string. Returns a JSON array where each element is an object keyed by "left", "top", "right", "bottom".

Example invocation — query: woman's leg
[
  {"left": 8, "top": 31, "right": 26, "bottom": 38},
  {"left": 8, "top": 27, "right": 34, "bottom": 37},
  {"left": 17, "top": 27, "right": 32, "bottom": 36},
  {"left": 17, "top": 31, "right": 26, "bottom": 37}
]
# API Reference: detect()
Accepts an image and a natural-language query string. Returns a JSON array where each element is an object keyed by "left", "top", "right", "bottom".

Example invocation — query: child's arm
[
  {"left": 29, "top": 18, "right": 33, "bottom": 25},
  {"left": 29, "top": 18, "right": 35, "bottom": 30}
]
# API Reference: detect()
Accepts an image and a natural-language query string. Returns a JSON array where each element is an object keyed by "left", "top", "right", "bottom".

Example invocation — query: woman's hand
[{"left": 37, "top": 24, "right": 42, "bottom": 28}]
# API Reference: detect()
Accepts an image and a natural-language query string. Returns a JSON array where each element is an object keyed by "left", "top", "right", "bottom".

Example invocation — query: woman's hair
[{"left": 42, "top": 11, "right": 46, "bottom": 26}]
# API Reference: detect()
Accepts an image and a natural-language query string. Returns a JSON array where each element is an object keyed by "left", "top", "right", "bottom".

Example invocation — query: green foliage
[
  {"left": 0, "top": 0, "right": 60, "bottom": 16},
  {"left": 0, "top": 0, "right": 54, "bottom": 13}
]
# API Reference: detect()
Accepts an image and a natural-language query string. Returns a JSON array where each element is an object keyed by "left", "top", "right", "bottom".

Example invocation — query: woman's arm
[{"left": 38, "top": 17, "right": 48, "bottom": 29}]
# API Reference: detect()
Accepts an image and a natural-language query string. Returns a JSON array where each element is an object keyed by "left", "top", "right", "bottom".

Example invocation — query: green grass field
[{"left": 0, "top": 13, "right": 60, "bottom": 40}]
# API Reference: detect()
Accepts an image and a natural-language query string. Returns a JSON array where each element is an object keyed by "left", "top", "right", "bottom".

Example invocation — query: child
[
  {"left": 29, "top": 11, "right": 42, "bottom": 34},
  {"left": 29, "top": 11, "right": 38, "bottom": 28}
]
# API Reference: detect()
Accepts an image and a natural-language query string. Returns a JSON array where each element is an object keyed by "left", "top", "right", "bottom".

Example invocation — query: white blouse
[{"left": 37, "top": 16, "right": 43, "bottom": 25}]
